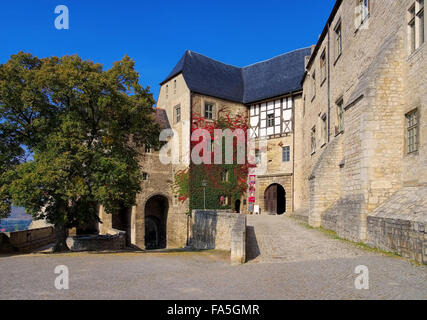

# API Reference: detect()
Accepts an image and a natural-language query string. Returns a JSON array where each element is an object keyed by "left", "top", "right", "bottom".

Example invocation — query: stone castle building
[{"left": 99, "top": 0, "right": 426, "bottom": 263}]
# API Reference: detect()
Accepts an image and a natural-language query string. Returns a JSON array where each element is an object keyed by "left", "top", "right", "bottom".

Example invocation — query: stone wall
[
  {"left": 367, "top": 187, "right": 426, "bottom": 264},
  {"left": 0, "top": 227, "right": 55, "bottom": 253},
  {"left": 308, "top": 135, "right": 343, "bottom": 228},
  {"left": 296, "top": 0, "right": 427, "bottom": 255},
  {"left": 66, "top": 229, "right": 126, "bottom": 252},
  {"left": 190, "top": 210, "right": 242, "bottom": 250},
  {"left": 231, "top": 214, "right": 246, "bottom": 265}
]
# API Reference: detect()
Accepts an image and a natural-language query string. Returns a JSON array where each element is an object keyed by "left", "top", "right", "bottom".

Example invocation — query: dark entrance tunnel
[{"left": 144, "top": 195, "right": 168, "bottom": 250}]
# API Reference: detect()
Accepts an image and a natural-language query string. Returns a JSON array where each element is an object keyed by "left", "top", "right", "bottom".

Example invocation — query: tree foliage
[{"left": 0, "top": 52, "right": 159, "bottom": 250}]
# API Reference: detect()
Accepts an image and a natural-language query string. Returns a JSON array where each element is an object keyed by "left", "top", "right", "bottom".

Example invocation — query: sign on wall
[{"left": 249, "top": 175, "right": 256, "bottom": 204}]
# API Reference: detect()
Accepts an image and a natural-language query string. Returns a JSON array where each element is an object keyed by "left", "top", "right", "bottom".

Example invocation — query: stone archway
[
  {"left": 144, "top": 195, "right": 168, "bottom": 250},
  {"left": 264, "top": 184, "right": 286, "bottom": 215}
]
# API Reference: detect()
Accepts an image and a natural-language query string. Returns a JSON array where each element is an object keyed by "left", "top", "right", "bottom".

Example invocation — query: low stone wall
[
  {"left": 0, "top": 227, "right": 55, "bottom": 253},
  {"left": 367, "top": 187, "right": 427, "bottom": 264},
  {"left": 191, "top": 210, "right": 247, "bottom": 264},
  {"left": 231, "top": 215, "right": 246, "bottom": 265},
  {"left": 66, "top": 229, "right": 126, "bottom": 252}
]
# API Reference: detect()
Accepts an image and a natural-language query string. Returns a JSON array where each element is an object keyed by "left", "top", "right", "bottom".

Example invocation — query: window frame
[
  {"left": 334, "top": 21, "right": 343, "bottom": 62},
  {"left": 320, "top": 49, "right": 327, "bottom": 85},
  {"left": 267, "top": 113, "right": 275, "bottom": 128},
  {"left": 282, "top": 146, "right": 290, "bottom": 163},
  {"left": 311, "top": 126, "right": 317, "bottom": 155},
  {"left": 406, "top": 109, "right": 419, "bottom": 154},
  {"left": 409, "top": 1, "right": 425, "bottom": 53},
  {"left": 204, "top": 102, "right": 214, "bottom": 120},
  {"left": 311, "top": 70, "right": 316, "bottom": 100},
  {"left": 358, "top": 0, "right": 370, "bottom": 26},
  {"left": 255, "top": 149, "right": 261, "bottom": 165},
  {"left": 221, "top": 169, "right": 229, "bottom": 182},
  {"left": 336, "top": 99, "right": 345, "bottom": 134},
  {"left": 418, "top": 0, "right": 425, "bottom": 46},
  {"left": 409, "top": 4, "right": 417, "bottom": 53},
  {"left": 175, "top": 104, "right": 181, "bottom": 123},
  {"left": 321, "top": 114, "right": 328, "bottom": 146}
]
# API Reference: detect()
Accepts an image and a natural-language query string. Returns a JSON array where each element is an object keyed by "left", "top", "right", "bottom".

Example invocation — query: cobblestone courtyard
[{"left": 0, "top": 216, "right": 426, "bottom": 300}]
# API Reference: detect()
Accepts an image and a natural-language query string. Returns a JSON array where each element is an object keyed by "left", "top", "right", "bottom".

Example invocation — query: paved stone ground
[{"left": 0, "top": 215, "right": 426, "bottom": 300}]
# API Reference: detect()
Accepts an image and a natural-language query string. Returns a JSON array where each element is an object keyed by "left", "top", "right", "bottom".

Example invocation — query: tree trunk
[{"left": 53, "top": 223, "right": 70, "bottom": 252}]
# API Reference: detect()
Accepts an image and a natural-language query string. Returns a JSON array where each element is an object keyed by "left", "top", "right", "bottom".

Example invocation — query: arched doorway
[
  {"left": 264, "top": 184, "right": 286, "bottom": 215},
  {"left": 144, "top": 195, "right": 168, "bottom": 250},
  {"left": 235, "top": 199, "right": 241, "bottom": 213}
]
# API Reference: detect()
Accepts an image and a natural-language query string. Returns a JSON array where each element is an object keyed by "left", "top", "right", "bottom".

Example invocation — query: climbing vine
[{"left": 172, "top": 112, "right": 256, "bottom": 213}]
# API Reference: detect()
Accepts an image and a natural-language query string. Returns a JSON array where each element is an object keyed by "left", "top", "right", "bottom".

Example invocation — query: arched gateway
[
  {"left": 144, "top": 195, "right": 168, "bottom": 250},
  {"left": 264, "top": 184, "right": 286, "bottom": 215}
]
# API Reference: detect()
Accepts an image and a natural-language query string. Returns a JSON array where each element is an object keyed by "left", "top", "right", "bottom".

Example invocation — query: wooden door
[{"left": 265, "top": 185, "right": 278, "bottom": 214}]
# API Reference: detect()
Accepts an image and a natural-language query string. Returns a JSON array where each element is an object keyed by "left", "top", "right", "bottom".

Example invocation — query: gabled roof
[
  {"left": 162, "top": 51, "right": 244, "bottom": 103},
  {"left": 161, "top": 47, "right": 311, "bottom": 104},
  {"left": 242, "top": 48, "right": 311, "bottom": 103}
]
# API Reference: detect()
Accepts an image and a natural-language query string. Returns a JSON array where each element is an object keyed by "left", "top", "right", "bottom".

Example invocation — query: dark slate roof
[
  {"left": 154, "top": 108, "right": 170, "bottom": 129},
  {"left": 242, "top": 48, "right": 311, "bottom": 103},
  {"left": 162, "top": 50, "right": 244, "bottom": 103},
  {"left": 161, "top": 48, "right": 311, "bottom": 104}
]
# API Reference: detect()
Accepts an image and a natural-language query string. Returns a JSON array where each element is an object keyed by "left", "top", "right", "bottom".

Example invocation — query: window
[
  {"left": 145, "top": 145, "right": 151, "bottom": 153},
  {"left": 142, "top": 172, "right": 149, "bottom": 181},
  {"left": 174, "top": 79, "right": 177, "bottom": 94},
  {"left": 335, "top": 22, "right": 342, "bottom": 60},
  {"left": 267, "top": 113, "right": 275, "bottom": 127},
  {"left": 282, "top": 146, "right": 290, "bottom": 162},
  {"left": 311, "top": 126, "right": 316, "bottom": 154},
  {"left": 205, "top": 103, "right": 214, "bottom": 120},
  {"left": 418, "top": 0, "right": 425, "bottom": 46},
  {"left": 311, "top": 71, "right": 316, "bottom": 99},
  {"left": 166, "top": 84, "right": 169, "bottom": 99},
  {"left": 321, "top": 114, "right": 327, "bottom": 145},
  {"left": 406, "top": 110, "right": 419, "bottom": 153},
  {"left": 221, "top": 170, "right": 229, "bottom": 182},
  {"left": 320, "top": 50, "right": 327, "bottom": 84},
  {"left": 336, "top": 99, "right": 344, "bottom": 134},
  {"left": 175, "top": 104, "right": 181, "bottom": 123},
  {"left": 219, "top": 196, "right": 231, "bottom": 206},
  {"left": 409, "top": 1, "right": 425, "bottom": 53},
  {"left": 358, "top": 0, "right": 370, "bottom": 25},
  {"left": 255, "top": 149, "right": 261, "bottom": 164},
  {"left": 410, "top": 5, "right": 417, "bottom": 52}
]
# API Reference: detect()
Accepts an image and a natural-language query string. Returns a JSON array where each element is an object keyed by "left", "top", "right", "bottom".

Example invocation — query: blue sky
[{"left": 0, "top": 0, "right": 335, "bottom": 102}]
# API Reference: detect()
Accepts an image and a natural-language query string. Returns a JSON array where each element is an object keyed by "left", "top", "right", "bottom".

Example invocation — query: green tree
[{"left": 0, "top": 52, "right": 160, "bottom": 251}]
